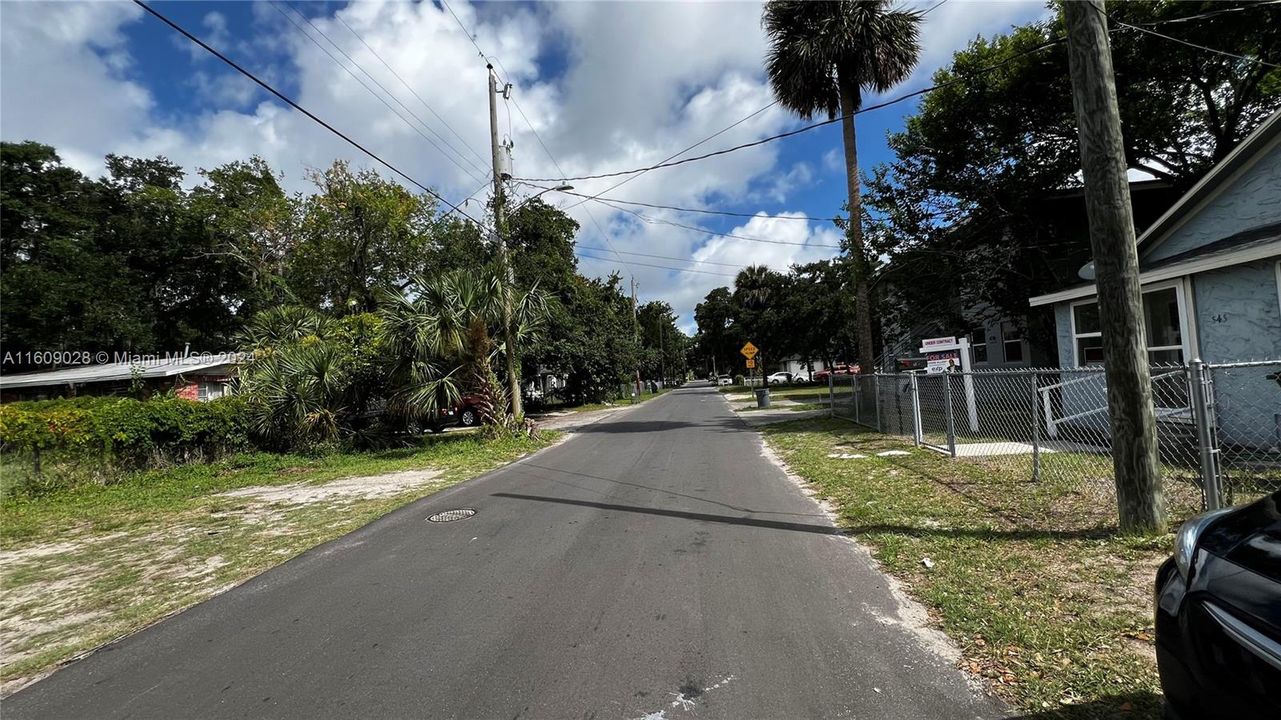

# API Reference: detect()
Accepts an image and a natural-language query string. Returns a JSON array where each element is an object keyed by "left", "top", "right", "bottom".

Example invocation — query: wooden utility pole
[
  {"left": 1063, "top": 0, "right": 1164, "bottom": 534},
  {"left": 631, "top": 276, "right": 641, "bottom": 398},
  {"left": 487, "top": 64, "right": 522, "bottom": 419}
]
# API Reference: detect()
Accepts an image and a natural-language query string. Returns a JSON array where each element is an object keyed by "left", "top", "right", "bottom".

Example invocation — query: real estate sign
[{"left": 917, "top": 336, "right": 979, "bottom": 432}]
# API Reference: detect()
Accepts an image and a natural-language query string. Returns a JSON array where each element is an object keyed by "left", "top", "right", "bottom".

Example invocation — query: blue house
[{"left": 1028, "top": 109, "right": 1281, "bottom": 448}]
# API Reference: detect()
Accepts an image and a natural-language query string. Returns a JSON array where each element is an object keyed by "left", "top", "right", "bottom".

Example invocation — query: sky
[{"left": 0, "top": 0, "right": 1055, "bottom": 333}]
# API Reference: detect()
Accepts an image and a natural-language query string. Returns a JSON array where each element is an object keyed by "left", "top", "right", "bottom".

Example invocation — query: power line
[
  {"left": 515, "top": 35, "right": 1067, "bottom": 184},
  {"left": 575, "top": 251, "right": 739, "bottom": 278},
  {"left": 1105, "top": 7, "right": 1281, "bottom": 69},
  {"left": 1138, "top": 1, "right": 1281, "bottom": 27},
  {"left": 921, "top": 0, "right": 949, "bottom": 16},
  {"left": 130, "top": 0, "right": 482, "bottom": 224},
  {"left": 529, "top": 184, "right": 838, "bottom": 223},
  {"left": 274, "top": 3, "right": 491, "bottom": 184},
  {"left": 440, "top": 0, "right": 490, "bottom": 63},
  {"left": 576, "top": 246, "right": 751, "bottom": 269},
  {"left": 332, "top": 11, "right": 493, "bottom": 170},
  {"left": 445, "top": 174, "right": 493, "bottom": 219},
  {"left": 563, "top": 101, "right": 778, "bottom": 211},
  {"left": 593, "top": 196, "right": 844, "bottom": 249},
  {"left": 435, "top": 4, "right": 640, "bottom": 275}
]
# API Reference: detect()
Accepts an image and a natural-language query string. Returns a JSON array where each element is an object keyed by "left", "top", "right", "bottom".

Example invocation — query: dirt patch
[
  {"left": 218, "top": 469, "right": 441, "bottom": 505},
  {"left": 1, "top": 467, "right": 445, "bottom": 694}
]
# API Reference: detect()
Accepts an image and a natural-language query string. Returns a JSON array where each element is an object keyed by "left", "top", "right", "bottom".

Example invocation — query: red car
[
  {"left": 423, "top": 393, "right": 486, "bottom": 432},
  {"left": 814, "top": 364, "right": 860, "bottom": 381}
]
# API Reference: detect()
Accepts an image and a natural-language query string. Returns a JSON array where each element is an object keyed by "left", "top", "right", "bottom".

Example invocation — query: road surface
[{"left": 6, "top": 384, "right": 1003, "bottom": 719}]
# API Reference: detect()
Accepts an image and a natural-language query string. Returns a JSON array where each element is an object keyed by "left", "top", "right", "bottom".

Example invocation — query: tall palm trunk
[{"left": 838, "top": 78, "right": 876, "bottom": 373}]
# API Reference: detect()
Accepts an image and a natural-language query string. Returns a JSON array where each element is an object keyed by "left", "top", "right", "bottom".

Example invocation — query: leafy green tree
[
  {"left": 0, "top": 142, "right": 144, "bottom": 359},
  {"left": 288, "top": 161, "right": 438, "bottom": 314},
  {"left": 189, "top": 157, "right": 297, "bottom": 318},
  {"left": 637, "top": 300, "right": 687, "bottom": 383},
  {"left": 693, "top": 286, "right": 742, "bottom": 377},
  {"left": 865, "top": 2, "right": 1280, "bottom": 345},
  {"left": 763, "top": 0, "right": 922, "bottom": 371}
]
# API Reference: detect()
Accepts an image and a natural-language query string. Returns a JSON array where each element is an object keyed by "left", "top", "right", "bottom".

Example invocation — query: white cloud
[{"left": 1, "top": 0, "right": 1049, "bottom": 328}]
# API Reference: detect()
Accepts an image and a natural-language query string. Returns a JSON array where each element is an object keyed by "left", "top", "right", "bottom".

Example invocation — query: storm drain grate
[{"left": 428, "top": 508, "right": 477, "bottom": 523}]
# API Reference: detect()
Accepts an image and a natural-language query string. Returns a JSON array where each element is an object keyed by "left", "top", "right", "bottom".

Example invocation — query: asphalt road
[{"left": 6, "top": 384, "right": 1004, "bottom": 720}]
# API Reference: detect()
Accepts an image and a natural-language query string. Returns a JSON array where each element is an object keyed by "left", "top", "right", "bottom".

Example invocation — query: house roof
[
  {"left": 1028, "top": 109, "right": 1281, "bottom": 308},
  {"left": 1028, "top": 223, "right": 1280, "bottom": 306},
  {"left": 1136, "top": 108, "right": 1281, "bottom": 260},
  {"left": 0, "top": 353, "right": 244, "bottom": 390}
]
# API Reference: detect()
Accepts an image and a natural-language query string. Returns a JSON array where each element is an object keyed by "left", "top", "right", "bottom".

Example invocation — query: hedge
[{"left": 0, "top": 395, "right": 252, "bottom": 470}]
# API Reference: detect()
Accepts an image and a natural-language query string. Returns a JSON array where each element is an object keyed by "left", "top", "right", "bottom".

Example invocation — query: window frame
[
  {"left": 970, "top": 328, "right": 988, "bottom": 365},
  {"left": 1000, "top": 320, "right": 1026, "bottom": 364},
  {"left": 1069, "top": 278, "right": 1192, "bottom": 369}
]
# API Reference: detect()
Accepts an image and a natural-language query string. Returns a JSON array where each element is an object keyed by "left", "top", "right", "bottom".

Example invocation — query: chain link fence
[{"left": 830, "top": 361, "right": 1281, "bottom": 518}]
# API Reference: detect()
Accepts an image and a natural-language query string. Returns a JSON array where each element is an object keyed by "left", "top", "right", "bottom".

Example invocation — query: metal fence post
[
  {"left": 909, "top": 372, "right": 923, "bottom": 447},
  {"left": 1030, "top": 371, "right": 1041, "bottom": 482},
  {"left": 854, "top": 374, "right": 861, "bottom": 424},
  {"left": 828, "top": 371, "right": 834, "bottom": 418},
  {"left": 1189, "top": 360, "right": 1223, "bottom": 510},
  {"left": 873, "top": 374, "right": 882, "bottom": 432},
  {"left": 943, "top": 371, "right": 957, "bottom": 457}
]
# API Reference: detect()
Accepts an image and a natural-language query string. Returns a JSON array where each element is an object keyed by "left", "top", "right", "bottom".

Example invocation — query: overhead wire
[
  {"left": 331, "top": 11, "right": 493, "bottom": 170},
  {"left": 514, "top": 34, "right": 1067, "bottom": 184},
  {"left": 273, "top": 2, "right": 491, "bottom": 183},
  {"left": 1136, "top": 0, "right": 1281, "bottom": 27},
  {"left": 562, "top": 101, "right": 778, "bottom": 211},
  {"left": 130, "top": 0, "right": 483, "bottom": 224},
  {"left": 591, "top": 197, "right": 844, "bottom": 249},
  {"left": 576, "top": 246, "right": 751, "bottom": 269},
  {"left": 576, "top": 251, "right": 740, "bottom": 278},
  {"left": 1102, "top": 5, "right": 1281, "bottom": 69},
  {"left": 438, "top": 6, "right": 642, "bottom": 277}
]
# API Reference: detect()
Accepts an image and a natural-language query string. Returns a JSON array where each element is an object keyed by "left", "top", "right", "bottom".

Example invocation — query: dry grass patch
[{"left": 0, "top": 432, "right": 555, "bottom": 694}]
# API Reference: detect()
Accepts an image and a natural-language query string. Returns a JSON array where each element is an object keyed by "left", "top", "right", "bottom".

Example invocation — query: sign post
[
  {"left": 742, "top": 341, "right": 768, "bottom": 407},
  {"left": 918, "top": 336, "right": 979, "bottom": 432}
]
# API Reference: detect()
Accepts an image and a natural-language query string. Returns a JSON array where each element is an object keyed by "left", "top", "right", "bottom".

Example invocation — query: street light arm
[{"left": 510, "top": 184, "right": 574, "bottom": 213}]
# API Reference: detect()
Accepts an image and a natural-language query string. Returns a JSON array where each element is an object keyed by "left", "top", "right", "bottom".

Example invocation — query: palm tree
[
  {"left": 734, "top": 265, "right": 774, "bottom": 312},
  {"left": 382, "top": 267, "right": 548, "bottom": 435},
  {"left": 763, "top": 0, "right": 922, "bottom": 372}
]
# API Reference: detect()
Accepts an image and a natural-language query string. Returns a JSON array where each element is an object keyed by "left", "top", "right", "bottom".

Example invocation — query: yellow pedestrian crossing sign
[{"left": 740, "top": 342, "right": 758, "bottom": 359}]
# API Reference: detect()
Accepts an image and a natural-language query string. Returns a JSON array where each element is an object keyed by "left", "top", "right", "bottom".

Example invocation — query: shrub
[
  {"left": 734, "top": 374, "right": 745, "bottom": 386},
  {"left": 0, "top": 396, "right": 252, "bottom": 492}
]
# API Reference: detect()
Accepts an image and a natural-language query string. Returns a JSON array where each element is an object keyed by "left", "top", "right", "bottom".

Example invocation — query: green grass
[
  {"left": 762, "top": 418, "right": 1204, "bottom": 719},
  {"left": 0, "top": 431, "right": 558, "bottom": 691},
  {"left": 738, "top": 402, "right": 827, "bottom": 413}
]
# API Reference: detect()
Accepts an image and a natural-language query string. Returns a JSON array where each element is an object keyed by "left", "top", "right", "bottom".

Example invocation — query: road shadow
[
  {"left": 567, "top": 419, "right": 720, "bottom": 434},
  {"left": 1005, "top": 691, "right": 1164, "bottom": 719},
  {"left": 490, "top": 492, "right": 842, "bottom": 535},
  {"left": 519, "top": 462, "right": 829, "bottom": 518}
]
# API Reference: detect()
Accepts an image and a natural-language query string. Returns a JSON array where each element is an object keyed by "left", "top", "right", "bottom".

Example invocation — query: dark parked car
[{"left": 1155, "top": 491, "right": 1281, "bottom": 719}]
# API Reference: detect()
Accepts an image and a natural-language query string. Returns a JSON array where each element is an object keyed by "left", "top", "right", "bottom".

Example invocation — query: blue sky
[{"left": 0, "top": 0, "right": 1053, "bottom": 330}]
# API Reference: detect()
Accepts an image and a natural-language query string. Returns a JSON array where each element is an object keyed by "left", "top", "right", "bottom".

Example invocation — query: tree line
[{"left": 0, "top": 142, "right": 688, "bottom": 424}]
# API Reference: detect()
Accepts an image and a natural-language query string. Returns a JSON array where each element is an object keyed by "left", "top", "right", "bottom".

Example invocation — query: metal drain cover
[{"left": 428, "top": 508, "right": 476, "bottom": 523}]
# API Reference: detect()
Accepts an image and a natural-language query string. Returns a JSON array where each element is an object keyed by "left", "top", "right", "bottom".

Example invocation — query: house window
[
  {"left": 1072, "top": 284, "right": 1187, "bottom": 367},
  {"left": 197, "top": 382, "right": 225, "bottom": 401},
  {"left": 1073, "top": 301, "right": 1104, "bottom": 365},
  {"left": 1001, "top": 321, "right": 1025, "bottom": 363},
  {"left": 1143, "top": 287, "right": 1183, "bottom": 365},
  {"left": 971, "top": 329, "right": 987, "bottom": 364}
]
